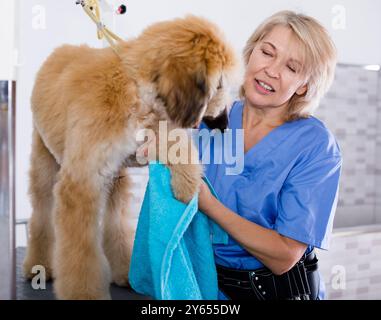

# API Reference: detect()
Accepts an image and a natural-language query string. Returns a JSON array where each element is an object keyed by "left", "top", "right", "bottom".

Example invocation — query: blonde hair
[{"left": 240, "top": 10, "right": 337, "bottom": 121}]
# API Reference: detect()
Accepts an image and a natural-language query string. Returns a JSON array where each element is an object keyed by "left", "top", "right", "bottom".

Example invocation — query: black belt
[{"left": 216, "top": 250, "right": 320, "bottom": 300}]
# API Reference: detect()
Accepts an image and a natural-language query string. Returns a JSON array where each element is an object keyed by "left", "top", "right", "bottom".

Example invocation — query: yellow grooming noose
[{"left": 76, "top": 0, "right": 123, "bottom": 57}]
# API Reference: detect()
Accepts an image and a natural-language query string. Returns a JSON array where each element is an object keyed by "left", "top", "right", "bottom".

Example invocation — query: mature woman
[{"left": 197, "top": 11, "right": 342, "bottom": 300}]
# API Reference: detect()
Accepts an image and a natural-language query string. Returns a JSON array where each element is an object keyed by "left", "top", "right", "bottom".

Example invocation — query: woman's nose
[{"left": 265, "top": 61, "right": 281, "bottom": 79}]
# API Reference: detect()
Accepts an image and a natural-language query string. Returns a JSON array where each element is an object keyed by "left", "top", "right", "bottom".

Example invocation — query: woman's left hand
[{"left": 198, "top": 180, "right": 216, "bottom": 214}]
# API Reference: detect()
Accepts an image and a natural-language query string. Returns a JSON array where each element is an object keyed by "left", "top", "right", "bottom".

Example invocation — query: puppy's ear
[{"left": 155, "top": 62, "right": 210, "bottom": 128}]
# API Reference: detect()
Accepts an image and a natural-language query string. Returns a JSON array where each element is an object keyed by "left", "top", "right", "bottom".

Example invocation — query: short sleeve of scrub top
[{"left": 198, "top": 101, "right": 342, "bottom": 271}]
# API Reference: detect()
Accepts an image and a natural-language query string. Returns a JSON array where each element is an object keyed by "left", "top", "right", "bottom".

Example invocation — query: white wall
[
  {"left": 0, "top": 0, "right": 16, "bottom": 79},
  {"left": 14, "top": 0, "right": 381, "bottom": 246},
  {"left": 116, "top": 0, "right": 381, "bottom": 65}
]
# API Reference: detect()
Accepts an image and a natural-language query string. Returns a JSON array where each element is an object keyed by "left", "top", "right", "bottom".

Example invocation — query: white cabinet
[{"left": 0, "top": 81, "right": 16, "bottom": 300}]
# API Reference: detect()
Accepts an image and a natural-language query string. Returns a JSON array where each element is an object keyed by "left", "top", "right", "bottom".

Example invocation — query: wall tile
[
  {"left": 333, "top": 205, "right": 375, "bottom": 228},
  {"left": 318, "top": 229, "right": 381, "bottom": 299},
  {"left": 315, "top": 64, "right": 381, "bottom": 228}
]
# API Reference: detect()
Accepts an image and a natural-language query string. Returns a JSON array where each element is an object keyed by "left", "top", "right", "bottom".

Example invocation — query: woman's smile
[{"left": 254, "top": 79, "right": 276, "bottom": 95}]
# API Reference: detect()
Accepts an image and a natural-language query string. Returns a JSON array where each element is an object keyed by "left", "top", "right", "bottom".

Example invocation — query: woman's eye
[
  {"left": 288, "top": 66, "right": 296, "bottom": 73},
  {"left": 262, "top": 50, "right": 272, "bottom": 57}
]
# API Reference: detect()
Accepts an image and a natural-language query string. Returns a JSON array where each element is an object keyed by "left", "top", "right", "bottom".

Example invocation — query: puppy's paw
[
  {"left": 55, "top": 281, "right": 112, "bottom": 300},
  {"left": 53, "top": 249, "right": 112, "bottom": 300},
  {"left": 170, "top": 164, "right": 203, "bottom": 203},
  {"left": 54, "top": 268, "right": 111, "bottom": 300},
  {"left": 113, "top": 272, "right": 131, "bottom": 288},
  {"left": 23, "top": 258, "right": 53, "bottom": 281}
]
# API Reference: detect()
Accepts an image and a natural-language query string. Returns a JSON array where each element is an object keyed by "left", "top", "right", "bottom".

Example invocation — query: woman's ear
[{"left": 296, "top": 83, "right": 308, "bottom": 96}]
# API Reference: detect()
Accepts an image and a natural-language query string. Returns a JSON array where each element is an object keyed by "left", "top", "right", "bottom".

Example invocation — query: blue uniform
[{"left": 197, "top": 101, "right": 342, "bottom": 299}]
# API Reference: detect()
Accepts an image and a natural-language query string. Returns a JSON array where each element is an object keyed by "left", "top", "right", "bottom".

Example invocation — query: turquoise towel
[{"left": 129, "top": 162, "right": 228, "bottom": 300}]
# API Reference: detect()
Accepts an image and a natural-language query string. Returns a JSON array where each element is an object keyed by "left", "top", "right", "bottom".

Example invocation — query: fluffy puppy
[{"left": 23, "top": 15, "right": 237, "bottom": 300}]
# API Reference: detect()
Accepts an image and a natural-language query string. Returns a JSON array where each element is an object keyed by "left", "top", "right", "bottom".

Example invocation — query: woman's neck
[{"left": 243, "top": 101, "right": 287, "bottom": 130}]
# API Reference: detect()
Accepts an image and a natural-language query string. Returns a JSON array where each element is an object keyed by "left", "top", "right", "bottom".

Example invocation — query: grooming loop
[{"left": 75, "top": 0, "right": 125, "bottom": 57}]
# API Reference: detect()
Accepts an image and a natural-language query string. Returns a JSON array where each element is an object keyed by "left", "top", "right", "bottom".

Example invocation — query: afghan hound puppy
[{"left": 23, "top": 15, "right": 237, "bottom": 299}]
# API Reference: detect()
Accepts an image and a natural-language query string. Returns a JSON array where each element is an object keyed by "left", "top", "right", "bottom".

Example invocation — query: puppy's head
[{"left": 135, "top": 15, "right": 237, "bottom": 129}]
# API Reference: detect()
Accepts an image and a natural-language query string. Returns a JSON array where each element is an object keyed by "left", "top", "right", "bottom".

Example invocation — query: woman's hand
[{"left": 198, "top": 181, "right": 216, "bottom": 214}]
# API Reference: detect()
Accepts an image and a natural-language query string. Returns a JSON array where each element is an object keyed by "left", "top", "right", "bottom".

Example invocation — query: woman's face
[{"left": 243, "top": 25, "right": 308, "bottom": 112}]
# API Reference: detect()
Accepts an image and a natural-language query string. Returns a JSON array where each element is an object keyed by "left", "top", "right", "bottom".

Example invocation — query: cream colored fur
[{"left": 23, "top": 15, "right": 237, "bottom": 300}]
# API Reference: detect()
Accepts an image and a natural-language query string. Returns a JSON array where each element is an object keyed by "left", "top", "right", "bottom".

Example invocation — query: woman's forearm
[{"left": 204, "top": 197, "right": 307, "bottom": 275}]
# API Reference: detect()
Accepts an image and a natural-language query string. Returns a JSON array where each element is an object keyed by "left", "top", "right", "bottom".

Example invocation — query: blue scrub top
[{"left": 197, "top": 100, "right": 342, "bottom": 298}]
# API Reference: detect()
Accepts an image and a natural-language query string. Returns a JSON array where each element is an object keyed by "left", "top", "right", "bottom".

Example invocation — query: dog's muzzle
[{"left": 201, "top": 108, "right": 228, "bottom": 131}]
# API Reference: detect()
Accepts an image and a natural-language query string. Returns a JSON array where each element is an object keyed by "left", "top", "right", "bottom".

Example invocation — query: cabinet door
[{"left": 0, "top": 80, "right": 16, "bottom": 300}]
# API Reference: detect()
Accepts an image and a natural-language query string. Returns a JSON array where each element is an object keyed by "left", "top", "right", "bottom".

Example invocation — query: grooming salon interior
[{"left": 1, "top": 0, "right": 381, "bottom": 300}]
